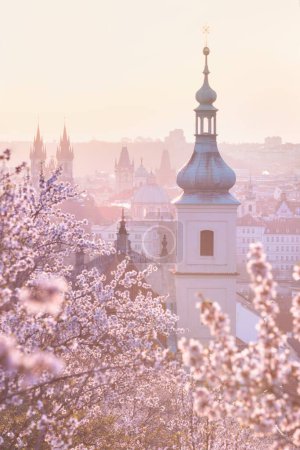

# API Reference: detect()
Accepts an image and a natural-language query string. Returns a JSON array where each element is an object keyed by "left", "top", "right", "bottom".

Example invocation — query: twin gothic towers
[
  {"left": 174, "top": 47, "right": 239, "bottom": 341},
  {"left": 30, "top": 124, "right": 74, "bottom": 186}
]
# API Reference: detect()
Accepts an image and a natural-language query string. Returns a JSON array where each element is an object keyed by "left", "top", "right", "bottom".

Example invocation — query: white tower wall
[{"left": 175, "top": 204, "right": 238, "bottom": 341}]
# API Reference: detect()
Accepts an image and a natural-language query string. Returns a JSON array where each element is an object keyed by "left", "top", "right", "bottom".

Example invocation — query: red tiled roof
[
  {"left": 237, "top": 214, "right": 263, "bottom": 226},
  {"left": 264, "top": 219, "right": 300, "bottom": 234}
]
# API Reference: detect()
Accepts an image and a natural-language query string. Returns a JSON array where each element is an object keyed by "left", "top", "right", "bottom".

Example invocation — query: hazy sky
[{"left": 0, "top": 0, "right": 299, "bottom": 143}]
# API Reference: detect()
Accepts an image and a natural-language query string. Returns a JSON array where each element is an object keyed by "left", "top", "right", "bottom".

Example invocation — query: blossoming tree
[
  {"left": 0, "top": 150, "right": 178, "bottom": 448},
  {"left": 0, "top": 150, "right": 291, "bottom": 449},
  {"left": 180, "top": 243, "right": 300, "bottom": 449}
]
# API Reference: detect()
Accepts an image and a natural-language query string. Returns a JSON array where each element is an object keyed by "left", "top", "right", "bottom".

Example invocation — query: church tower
[
  {"left": 239, "top": 177, "right": 257, "bottom": 217},
  {"left": 115, "top": 147, "right": 134, "bottom": 193},
  {"left": 156, "top": 149, "right": 176, "bottom": 187},
  {"left": 115, "top": 208, "right": 131, "bottom": 255},
  {"left": 30, "top": 125, "right": 46, "bottom": 188},
  {"left": 56, "top": 125, "right": 74, "bottom": 183},
  {"left": 174, "top": 47, "right": 239, "bottom": 342}
]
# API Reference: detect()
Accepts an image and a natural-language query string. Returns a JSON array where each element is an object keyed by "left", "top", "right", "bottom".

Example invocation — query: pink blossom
[{"left": 19, "top": 274, "right": 68, "bottom": 315}]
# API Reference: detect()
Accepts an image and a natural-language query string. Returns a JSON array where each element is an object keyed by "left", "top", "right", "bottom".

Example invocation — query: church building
[{"left": 174, "top": 46, "right": 239, "bottom": 342}]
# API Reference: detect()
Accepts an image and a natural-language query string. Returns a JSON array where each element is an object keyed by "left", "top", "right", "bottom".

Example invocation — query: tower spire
[
  {"left": 160, "top": 234, "right": 168, "bottom": 258},
  {"left": 115, "top": 146, "right": 134, "bottom": 193},
  {"left": 176, "top": 45, "right": 237, "bottom": 205},
  {"left": 115, "top": 208, "right": 131, "bottom": 255},
  {"left": 30, "top": 124, "right": 47, "bottom": 188},
  {"left": 195, "top": 47, "right": 217, "bottom": 118},
  {"left": 56, "top": 124, "right": 74, "bottom": 183}
]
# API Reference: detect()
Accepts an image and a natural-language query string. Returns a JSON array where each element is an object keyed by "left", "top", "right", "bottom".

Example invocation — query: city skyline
[{"left": 0, "top": 0, "right": 299, "bottom": 143}]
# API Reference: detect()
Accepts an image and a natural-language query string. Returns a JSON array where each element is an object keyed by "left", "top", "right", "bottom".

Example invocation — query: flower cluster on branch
[{"left": 180, "top": 243, "right": 300, "bottom": 449}]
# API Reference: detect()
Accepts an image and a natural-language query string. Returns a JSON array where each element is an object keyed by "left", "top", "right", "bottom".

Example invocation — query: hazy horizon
[{"left": 0, "top": 0, "right": 300, "bottom": 143}]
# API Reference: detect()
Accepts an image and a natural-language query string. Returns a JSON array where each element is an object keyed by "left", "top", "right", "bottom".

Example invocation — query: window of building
[{"left": 200, "top": 230, "right": 214, "bottom": 256}]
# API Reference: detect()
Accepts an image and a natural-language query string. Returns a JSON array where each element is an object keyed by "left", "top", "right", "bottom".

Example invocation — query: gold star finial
[{"left": 202, "top": 25, "right": 210, "bottom": 46}]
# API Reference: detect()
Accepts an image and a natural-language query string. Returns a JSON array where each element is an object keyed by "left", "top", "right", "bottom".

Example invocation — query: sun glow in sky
[{"left": 0, "top": 0, "right": 299, "bottom": 142}]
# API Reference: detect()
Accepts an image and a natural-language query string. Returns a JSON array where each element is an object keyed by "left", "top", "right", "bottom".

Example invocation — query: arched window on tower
[
  {"left": 200, "top": 230, "right": 214, "bottom": 256},
  {"left": 203, "top": 117, "right": 209, "bottom": 133}
]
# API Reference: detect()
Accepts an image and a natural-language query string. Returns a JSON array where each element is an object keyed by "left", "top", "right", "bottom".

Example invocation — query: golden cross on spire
[{"left": 202, "top": 24, "right": 210, "bottom": 46}]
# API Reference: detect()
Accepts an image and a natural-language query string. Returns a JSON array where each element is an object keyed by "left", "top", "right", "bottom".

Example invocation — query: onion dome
[
  {"left": 133, "top": 184, "right": 170, "bottom": 205},
  {"left": 176, "top": 147, "right": 237, "bottom": 202},
  {"left": 195, "top": 47, "right": 217, "bottom": 110},
  {"left": 133, "top": 173, "right": 170, "bottom": 204},
  {"left": 175, "top": 47, "right": 238, "bottom": 205}
]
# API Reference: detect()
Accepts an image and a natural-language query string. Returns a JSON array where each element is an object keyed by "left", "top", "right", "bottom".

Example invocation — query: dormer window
[{"left": 200, "top": 230, "right": 214, "bottom": 256}]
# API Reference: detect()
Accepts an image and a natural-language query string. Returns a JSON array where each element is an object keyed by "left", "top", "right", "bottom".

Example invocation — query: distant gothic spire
[
  {"left": 118, "top": 208, "right": 128, "bottom": 236},
  {"left": 30, "top": 124, "right": 46, "bottom": 161},
  {"left": 160, "top": 149, "right": 171, "bottom": 171},
  {"left": 57, "top": 124, "right": 74, "bottom": 161},
  {"left": 160, "top": 234, "right": 168, "bottom": 257},
  {"left": 115, "top": 147, "right": 134, "bottom": 193},
  {"left": 116, "top": 208, "right": 131, "bottom": 255},
  {"left": 56, "top": 124, "right": 74, "bottom": 183},
  {"left": 157, "top": 149, "right": 175, "bottom": 187},
  {"left": 115, "top": 147, "right": 134, "bottom": 170},
  {"left": 176, "top": 47, "right": 238, "bottom": 205},
  {"left": 30, "top": 124, "right": 47, "bottom": 187},
  {"left": 245, "top": 176, "right": 255, "bottom": 200}
]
